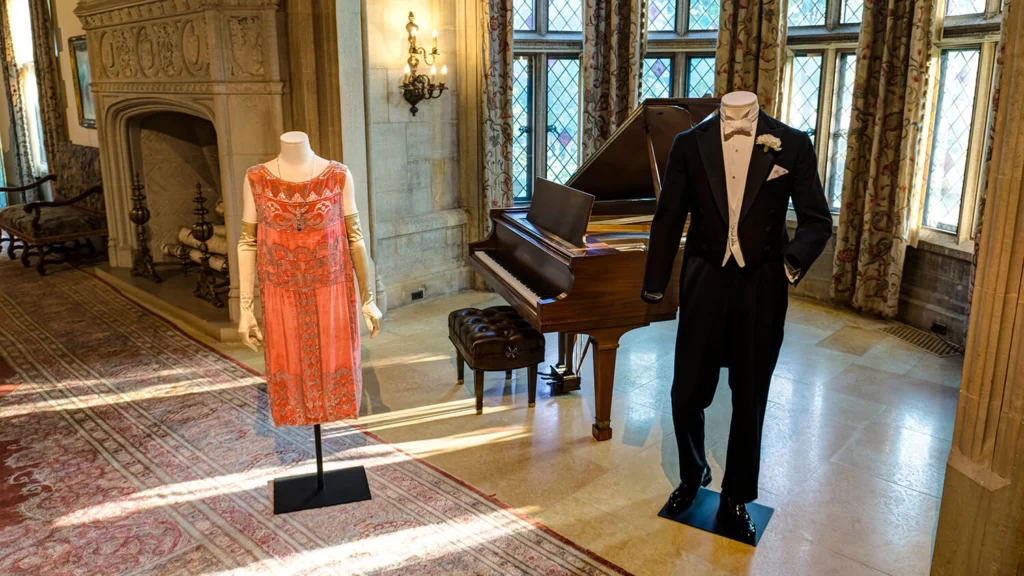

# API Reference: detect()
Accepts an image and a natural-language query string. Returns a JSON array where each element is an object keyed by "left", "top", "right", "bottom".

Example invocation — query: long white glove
[
  {"left": 237, "top": 221, "right": 264, "bottom": 350},
  {"left": 345, "top": 212, "right": 382, "bottom": 338}
]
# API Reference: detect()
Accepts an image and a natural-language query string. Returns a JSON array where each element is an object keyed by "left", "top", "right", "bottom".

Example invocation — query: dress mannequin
[{"left": 238, "top": 131, "right": 383, "bottom": 351}]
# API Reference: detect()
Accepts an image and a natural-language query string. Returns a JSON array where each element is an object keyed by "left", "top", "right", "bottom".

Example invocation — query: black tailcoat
[{"left": 641, "top": 111, "right": 832, "bottom": 503}]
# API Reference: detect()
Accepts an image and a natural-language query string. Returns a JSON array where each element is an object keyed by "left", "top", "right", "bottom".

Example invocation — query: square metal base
[
  {"left": 272, "top": 465, "right": 371, "bottom": 515},
  {"left": 657, "top": 488, "right": 774, "bottom": 546}
]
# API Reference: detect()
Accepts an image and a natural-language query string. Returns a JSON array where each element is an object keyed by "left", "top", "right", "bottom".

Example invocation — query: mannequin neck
[
  {"left": 720, "top": 91, "right": 759, "bottom": 121},
  {"left": 278, "top": 132, "right": 315, "bottom": 167}
]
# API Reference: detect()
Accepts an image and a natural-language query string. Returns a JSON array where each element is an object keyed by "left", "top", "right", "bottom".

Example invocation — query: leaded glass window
[
  {"left": 685, "top": 56, "right": 715, "bottom": 98},
  {"left": 512, "top": 58, "right": 533, "bottom": 201},
  {"left": 689, "top": 0, "right": 720, "bottom": 31},
  {"left": 841, "top": 0, "right": 863, "bottom": 23},
  {"left": 546, "top": 58, "right": 581, "bottom": 184},
  {"left": 924, "top": 48, "right": 981, "bottom": 233},
  {"left": 641, "top": 57, "right": 674, "bottom": 101},
  {"left": 786, "top": 54, "right": 823, "bottom": 143},
  {"left": 945, "top": 0, "right": 986, "bottom": 16},
  {"left": 788, "top": 0, "right": 827, "bottom": 27},
  {"left": 514, "top": 0, "right": 535, "bottom": 31},
  {"left": 649, "top": 0, "right": 676, "bottom": 32},
  {"left": 548, "top": 0, "right": 582, "bottom": 31},
  {"left": 826, "top": 53, "right": 856, "bottom": 213}
]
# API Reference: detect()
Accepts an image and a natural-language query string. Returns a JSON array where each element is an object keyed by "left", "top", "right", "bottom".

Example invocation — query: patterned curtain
[
  {"left": 28, "top": 0, "right": 68, "bottom": 164},
  {"left": 581, "top": 0, "right": 646, "bottom": 160},
  {"left": 0, "top": 0, "right": 36, "bottom": 191},
  {"left": 830, "top": 0, "right": 935, "bottom": 316},
  {"left": 713, "top": 0, "right": 787, "bottom": 116},
  {"left": 481, "top": 0, "right": 515, "bottom": 210},
  {"left": 965, "top": 0, "right": 1010, "bottom": 334}
]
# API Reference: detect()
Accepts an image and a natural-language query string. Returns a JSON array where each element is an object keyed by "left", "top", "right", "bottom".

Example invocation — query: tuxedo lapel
[
  {"left": 696, "top": 115, "right": 729, "bottom": 224},
  {"left": 739, "top": 111, "right": 785, "bottom": 223}
]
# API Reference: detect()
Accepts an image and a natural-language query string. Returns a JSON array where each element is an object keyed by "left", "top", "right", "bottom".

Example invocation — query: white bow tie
[{"left": 722, "top": 117, "right": 754, "bottom": 138}]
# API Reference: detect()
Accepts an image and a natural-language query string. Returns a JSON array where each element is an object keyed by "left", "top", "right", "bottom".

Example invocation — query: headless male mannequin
[
  {"left": 642, "top": 90, "right": 832, "bottom": 543},
  {"left": 237, "top": 131, "right": 383, "bottom": 350}
]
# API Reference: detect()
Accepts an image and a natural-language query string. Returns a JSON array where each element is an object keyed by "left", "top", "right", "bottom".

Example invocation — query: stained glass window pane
[
  {"left": 513, "top": 0, "right": 535, "bottom": 31},
  {"left": 649, "top": 0, "right": 677, "bottom": 31},
  {"left": 548, "top": 0, "right": 582, "bottom": 32},
  {"left": 786, "top": 54, "right": 822, "bottom": 144},
  {"left": 841, "top": 0, "right": 863, "bottom": 23},
  {"left": 788, "top": 0, "right": 826, "bottom": 27},
  {"left": 686, "top": 56, "right": 715, "bottom": 98},
  {"left": 546, "top": 58, "right": 580, "bottom": 184},
  {"left": 512, "top": 57, "right": 533, "bottom": 201},
  {"left": 924, "top": 49, "right": 980, "bottom": 234},
  {"left": 827, "top": 53, "right": 857, "bottom": 213},
  {"left": 945, "top": 0, "right": 986, "bottom": 15},
  {"left": 641, "top": 57, "right": 673, "bottom": 101},
  {"left": 689, "top": 0, "right": 720, "bottom": 30}
]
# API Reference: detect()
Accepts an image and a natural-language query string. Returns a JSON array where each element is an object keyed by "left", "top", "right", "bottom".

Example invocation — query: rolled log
[
  {"left": 177, "top": 227, "right": 229, "bottom": 256},
  {"left": 161, "top": 243, "right": 229, "bottom": 274}
]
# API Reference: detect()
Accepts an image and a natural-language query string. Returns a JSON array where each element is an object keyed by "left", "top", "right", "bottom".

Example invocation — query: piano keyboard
[{"left": 476, "top": 252, "right": 541, "bottom": 305}]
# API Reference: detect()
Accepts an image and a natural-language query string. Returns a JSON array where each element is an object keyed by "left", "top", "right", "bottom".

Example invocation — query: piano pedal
[{"left": 542, "top": 366, "right": 582, "bottom": 395}]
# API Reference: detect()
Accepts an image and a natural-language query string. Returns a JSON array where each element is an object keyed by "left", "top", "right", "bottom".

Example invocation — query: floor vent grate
[{"left": 879, "top": 324, "right": 959, "bottom": 357}]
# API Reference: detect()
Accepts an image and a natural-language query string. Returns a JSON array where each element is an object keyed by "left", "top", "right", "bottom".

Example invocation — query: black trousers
[{"left": 671, "top": 255, "right": 789, "bottom": 504}]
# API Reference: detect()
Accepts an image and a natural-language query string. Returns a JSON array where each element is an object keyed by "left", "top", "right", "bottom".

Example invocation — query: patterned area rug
[{"left": 0, "top": 263, "right": 630, "bottom": 575}]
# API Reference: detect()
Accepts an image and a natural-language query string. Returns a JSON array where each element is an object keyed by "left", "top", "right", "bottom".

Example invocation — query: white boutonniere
[{"left": 756, "top": 134, "right": 782, "bottom": 153}]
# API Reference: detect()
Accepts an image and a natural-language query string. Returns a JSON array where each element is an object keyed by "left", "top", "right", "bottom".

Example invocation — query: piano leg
[
  {"left": 588, "top": 326, "right": 633, "bottom": 441},
  {"left": 548, "top": 332, "right": 582, "bottom": 394}
]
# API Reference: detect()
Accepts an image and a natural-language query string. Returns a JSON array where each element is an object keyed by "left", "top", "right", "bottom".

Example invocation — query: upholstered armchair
[{"left": 0, "top": 143, "right": 105, "bottom": 275}]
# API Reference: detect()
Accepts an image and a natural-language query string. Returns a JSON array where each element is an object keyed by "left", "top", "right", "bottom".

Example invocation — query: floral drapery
[
  {"left": 0, "top": 0, "right": 36, "bottom": 193},
  {"left": 830, "top": 0, "right": 935, "bottom": 316},
  {"left": 481, "top": 0, "right": 515, "bottom": 210},
  {"left": 714, "top": 0, "right": 787, "bottom": 116},
  {"left": 966, "top": 0, "right": 1010, "bottom": 332},
  {"left": 28, "top": 0, "right": 67, "bottom": 164},
  {"left": 581, "top": 0, "right": 646, "bottom": 160}
]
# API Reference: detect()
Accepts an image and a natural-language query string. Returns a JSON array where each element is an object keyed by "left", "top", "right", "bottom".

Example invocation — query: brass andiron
[
  {"left": 128, "top": 173, "right": 162, "bottom": 283},
  {"left": 190, "top": 183, "right": 225, "bottom": 308}
]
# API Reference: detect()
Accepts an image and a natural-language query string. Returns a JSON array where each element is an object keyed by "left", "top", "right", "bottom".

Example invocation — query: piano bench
[{"left": 448, "top": 306, "right": 545, "bottom": 414}]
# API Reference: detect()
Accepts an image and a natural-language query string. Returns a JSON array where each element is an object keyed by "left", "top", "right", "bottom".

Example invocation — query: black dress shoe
[
  {"left": 717, "top": 495, "right": 757, "bottom": 544},
  {"left": 665, "top": 467, "right": 713, "bottom": 516}
]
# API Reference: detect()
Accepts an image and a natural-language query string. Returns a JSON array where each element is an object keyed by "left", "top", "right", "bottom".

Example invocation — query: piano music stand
[{"left": 271, "top": 424, "right": 371, "bottom": 514}]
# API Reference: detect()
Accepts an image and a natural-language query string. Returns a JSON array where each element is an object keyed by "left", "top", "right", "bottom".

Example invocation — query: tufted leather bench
[{"left": 448, "top": 306, "right": 545, "bottom": 413}]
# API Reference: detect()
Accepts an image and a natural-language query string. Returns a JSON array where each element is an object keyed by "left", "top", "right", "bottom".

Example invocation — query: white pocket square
[{"left": 767, "top": 165, "right": 789, "bottom": 180}]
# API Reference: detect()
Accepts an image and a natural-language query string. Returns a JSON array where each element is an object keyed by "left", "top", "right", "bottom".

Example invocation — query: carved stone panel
[
  {"left": 227, "top": 16, "right": 265, "bottom": 78},
  {"left": 95, "top": 16, "right": 210, "bottom": 80}
]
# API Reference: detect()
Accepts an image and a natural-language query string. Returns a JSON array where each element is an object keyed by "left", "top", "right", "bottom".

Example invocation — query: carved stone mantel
[{"left": 75, "top": 0, "right": 286, "bottom": 322}]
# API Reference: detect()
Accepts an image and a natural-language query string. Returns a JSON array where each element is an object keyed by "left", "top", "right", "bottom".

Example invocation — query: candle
[
  {"left": 404, "top": 64, "right": 411, "bottom": 83},
  {"left": 411, "top": 27, "right": 417, "bottom": 39},
  {"left": 432, "top": 29, "right": 438, "bottom": 49},
  {"left": 430, "top": 65, "right": 437, "bottom": 82},
  {"left": 441, "top": 65, "right": 447, "bottom": 83}
]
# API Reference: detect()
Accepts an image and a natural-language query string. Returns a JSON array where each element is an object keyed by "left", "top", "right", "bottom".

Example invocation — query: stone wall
[
  {"left": 786, "top": 219, "right": 973, "bottom": 346},
  {"left": 365, "top": 1, "right": 468, "bottom": 308}
]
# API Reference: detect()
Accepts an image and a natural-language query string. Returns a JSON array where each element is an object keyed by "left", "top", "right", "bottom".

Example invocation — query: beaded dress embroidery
[{"left": 247, "top": 161, "right": 361, "bottom": 426}]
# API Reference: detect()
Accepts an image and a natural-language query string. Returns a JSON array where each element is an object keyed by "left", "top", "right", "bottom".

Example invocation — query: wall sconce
[{"left": 399, "top": 11, "right": 447, "bottom": 116}]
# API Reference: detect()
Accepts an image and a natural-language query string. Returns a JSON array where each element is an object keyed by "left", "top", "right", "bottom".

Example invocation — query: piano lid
[{"left": 566, "top": 98, "right": 719, "bottom": 202}]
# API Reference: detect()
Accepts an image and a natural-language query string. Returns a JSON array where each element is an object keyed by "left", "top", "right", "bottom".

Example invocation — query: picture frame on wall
[{"left": 68, "top": 35, "right": 96, "bottom": 129}]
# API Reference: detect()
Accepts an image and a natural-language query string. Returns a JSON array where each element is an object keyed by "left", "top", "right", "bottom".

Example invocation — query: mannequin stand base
[
  {"left": 272, "top": 466, "right": 371, "bottom": 514},
  {"left": 657, "top": 488, "right": 773, "bottom": 546}
]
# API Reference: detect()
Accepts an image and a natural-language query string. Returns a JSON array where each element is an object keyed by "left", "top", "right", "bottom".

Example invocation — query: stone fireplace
[{"left": 75, "top": 0, "right": 286, "bottom": 322}]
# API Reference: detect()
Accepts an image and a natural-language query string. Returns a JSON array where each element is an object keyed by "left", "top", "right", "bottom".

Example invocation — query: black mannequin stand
[
  {"left": 658, "top": 488, "right": 774, "bottom": 546},
  {"left": 272, "top": 424, "right": 372, "bottom": 514}
]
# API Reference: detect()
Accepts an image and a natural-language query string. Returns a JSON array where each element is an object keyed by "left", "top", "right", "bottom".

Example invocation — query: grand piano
[{"left": 468, "top": 98, "right": 718, "bottom": 441}]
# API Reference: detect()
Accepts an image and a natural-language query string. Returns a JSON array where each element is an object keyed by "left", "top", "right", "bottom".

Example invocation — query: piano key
[{"left": 477, "top": 251, "right": 541, "bottom": 305}]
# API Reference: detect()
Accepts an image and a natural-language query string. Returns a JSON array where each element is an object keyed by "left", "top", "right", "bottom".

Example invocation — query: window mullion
[
  {"left": 538, "top": 0, "right": 549, "bottom": 36},
  {"left": 816, "top": 48, "right": 838, "bottom": 179},
  {"left": 959, "top": 41, "right": 996, "bottom": 242},
  {"left": 679, "top": 0, "right": 689, "bottom": 33},
  {"left": 536, "top": 53, "right": 549, "bottom": 183}
]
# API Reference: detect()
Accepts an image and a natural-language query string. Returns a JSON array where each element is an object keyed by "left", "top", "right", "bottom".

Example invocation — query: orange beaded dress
[{"left": 247, "top": 161, "right": 362, "bottom": 426}]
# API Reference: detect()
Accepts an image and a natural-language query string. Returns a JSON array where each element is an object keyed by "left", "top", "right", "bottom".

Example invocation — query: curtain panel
[
  {"left": 28, "top": 0, "right": 68, "bottom": 165},
  {"left": 830, "top": 0, "right": 935, "bottom": 317},
  {"left": 0, "top": 0, "right": 36, "bottom": 193},
  {"left": 581, "top": 0, "right": 646, "bottom": 160},
  {"left": 714, "top": 0, "right": 788, "bottom": 116},
  {"left": 965, "top": 0, "right": 1010, "bottom": 333},
  {"left": 481, "top": 0, "right": 515, "bottom": 211}
]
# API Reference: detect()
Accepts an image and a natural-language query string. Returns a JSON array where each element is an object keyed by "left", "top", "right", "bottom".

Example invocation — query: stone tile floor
[{"left": 211, "top": 291, "right": 962, "bottom": 576}]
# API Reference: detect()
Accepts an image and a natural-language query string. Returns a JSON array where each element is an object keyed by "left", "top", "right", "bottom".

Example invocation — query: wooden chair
[{"left": 0, "top": 143, "right": 105, "bottom": 275}]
